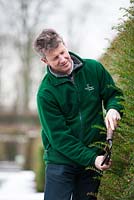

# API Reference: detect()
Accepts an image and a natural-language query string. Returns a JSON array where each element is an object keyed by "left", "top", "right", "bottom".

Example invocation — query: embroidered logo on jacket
[{"left": 85, "top": 84, "right": 94, "bottom": 91}]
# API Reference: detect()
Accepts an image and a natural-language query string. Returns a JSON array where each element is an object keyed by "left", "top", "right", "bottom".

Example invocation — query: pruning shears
[{"left": 101, "top": 129, "right": 113, "bottom": 166}]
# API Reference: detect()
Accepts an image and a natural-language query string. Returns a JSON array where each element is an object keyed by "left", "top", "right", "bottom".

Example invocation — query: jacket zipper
[{"left": 71, "top": 74, "right": 83, "bottom": 140}]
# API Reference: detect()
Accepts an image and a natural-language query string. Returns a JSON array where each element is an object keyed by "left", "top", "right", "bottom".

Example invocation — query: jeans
[{"left": 44, "top": 164, "right": 102, "bottom": 200}]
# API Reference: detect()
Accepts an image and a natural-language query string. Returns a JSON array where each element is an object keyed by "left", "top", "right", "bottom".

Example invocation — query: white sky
[{"left": 46, "top": 0, "right": 130, "bottom": 59}]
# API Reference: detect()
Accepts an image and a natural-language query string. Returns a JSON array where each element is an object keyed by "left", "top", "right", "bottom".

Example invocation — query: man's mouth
[{"left": 61, "top": 61, "right": 68, "bottom": 67}]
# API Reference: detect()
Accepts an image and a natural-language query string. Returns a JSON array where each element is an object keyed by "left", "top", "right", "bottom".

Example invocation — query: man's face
[{"left": 42, "top": 43, "right": 72, "bottom": 75}]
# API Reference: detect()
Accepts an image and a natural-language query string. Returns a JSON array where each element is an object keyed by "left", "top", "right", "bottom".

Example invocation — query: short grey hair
[{"left": 33, "top": 28, "right": 64, "bottom": 57}]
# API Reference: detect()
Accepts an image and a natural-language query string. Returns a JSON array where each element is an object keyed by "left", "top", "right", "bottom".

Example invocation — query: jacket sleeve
[
  {"left": 96, "top": 62, "right": 124, "bottom": 114},
  {"left": 37, "top": 92, "right": 97, "bottom": 167}
]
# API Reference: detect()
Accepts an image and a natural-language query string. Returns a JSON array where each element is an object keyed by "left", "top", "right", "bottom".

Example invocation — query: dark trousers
[{"left": 44, "top": 164, "right": 102, "bottom": 200}]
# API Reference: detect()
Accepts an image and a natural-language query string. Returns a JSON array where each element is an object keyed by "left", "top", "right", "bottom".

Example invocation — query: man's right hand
[
  {"left": 105, "top": 109, "right": 121, "bottom": 131},
  {"left": 95, "top": 155, "right": 112, "bottom": 171}
]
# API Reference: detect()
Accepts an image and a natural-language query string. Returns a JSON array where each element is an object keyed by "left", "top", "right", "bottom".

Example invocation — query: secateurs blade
[{"left": 101, "top": 129, "right": 113, "bottom": 166}]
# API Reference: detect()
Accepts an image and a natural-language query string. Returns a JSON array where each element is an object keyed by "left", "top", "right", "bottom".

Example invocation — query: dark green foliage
[
  {"left": 99, "top": 1, "right": 134, "bottom": 199},
  {"left": 35, "top": 146, "right": 45, "bottom": 192}
]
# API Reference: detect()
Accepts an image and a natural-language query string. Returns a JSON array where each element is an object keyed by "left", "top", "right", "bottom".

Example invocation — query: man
[{"left": 33, "top": 28, "right": 124, "bottom": 200}]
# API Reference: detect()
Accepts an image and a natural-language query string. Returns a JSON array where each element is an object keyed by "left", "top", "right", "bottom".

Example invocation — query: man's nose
[{"left": 59, "top": 55, "right": 65, "bottom": 64}]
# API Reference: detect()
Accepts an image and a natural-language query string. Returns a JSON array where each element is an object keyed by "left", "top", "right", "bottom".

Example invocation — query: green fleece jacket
[{"left": 37, "top": 52, "right": 124, "bottom": 167}]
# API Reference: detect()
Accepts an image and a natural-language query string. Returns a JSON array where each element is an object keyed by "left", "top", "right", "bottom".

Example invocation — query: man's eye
[{"left": 54, "top": 56, "right": 58, "bottom": 61}]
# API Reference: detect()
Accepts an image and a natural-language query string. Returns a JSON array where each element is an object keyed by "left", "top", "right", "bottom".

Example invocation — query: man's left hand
[
  {"left": 95, "top": 155, "right": 112, "bottom": 171},
  {"left": 105, "top": 109, "right": 121, "bottom": 131}
]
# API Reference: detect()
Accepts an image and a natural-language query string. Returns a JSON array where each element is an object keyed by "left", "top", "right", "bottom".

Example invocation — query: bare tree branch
[{"left": 0, "top": 0, "right": 61, "bottom": 113}]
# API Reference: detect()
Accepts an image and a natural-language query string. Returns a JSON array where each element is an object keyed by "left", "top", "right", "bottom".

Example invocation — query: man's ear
[{"left": 41, "top": 58, "right": 48, "bottom": 64}]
